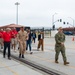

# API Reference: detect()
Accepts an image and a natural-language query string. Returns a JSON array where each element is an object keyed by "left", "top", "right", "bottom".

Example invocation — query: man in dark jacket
[
  {"left": 32, "top": 31, "right": 36, "bottom": 43},
  {"left": 37, "top": 31, "right": 44, "bottom": 51},
  {"left": 26, "top": 29, "right": 33, "bottom": 54}
]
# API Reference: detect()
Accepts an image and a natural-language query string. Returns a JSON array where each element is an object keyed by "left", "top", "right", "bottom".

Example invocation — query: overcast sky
[{"left": 0, "top": 0, "right": 75, "bottom": 28}]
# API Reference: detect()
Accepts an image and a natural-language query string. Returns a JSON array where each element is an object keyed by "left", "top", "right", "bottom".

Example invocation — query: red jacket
[
  {"left": 3, "top": 32, "right": 11, "bottom": 42},
  {"left": 10, "top": 30, "right": 18, "bottom": 38}
]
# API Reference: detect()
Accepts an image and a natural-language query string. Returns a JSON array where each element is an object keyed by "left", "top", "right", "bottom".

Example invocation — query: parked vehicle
[{"left": 63, "top": 31, "right": 73, "bottom": 35}]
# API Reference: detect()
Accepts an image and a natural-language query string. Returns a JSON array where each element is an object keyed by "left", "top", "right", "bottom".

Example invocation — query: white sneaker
[{"left": 30, "top": 52, "right": 33, "bottom": 54}]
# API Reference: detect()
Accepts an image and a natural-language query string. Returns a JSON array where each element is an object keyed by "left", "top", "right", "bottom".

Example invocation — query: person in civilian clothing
[
  {"left": 26, "top": 29, "right": 33, "bottom": 54},
  {"left": 37, "top": 31, "right": 44, "bottom": 51},
  {"left": 32, "top": 31, "right": 36, "bottom": 43},
  {"left": 0, "top": 29, "right": 4, "bottom": 49},
  {"left": 3, "top": 28, "right": 11, "bottom": 60},
  {"left": 11, "top": 28, "right": 18, "bottom": 51}
]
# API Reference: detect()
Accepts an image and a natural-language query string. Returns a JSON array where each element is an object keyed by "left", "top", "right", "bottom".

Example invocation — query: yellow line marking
[
  {"left": 29, "top": 54, "right": 75, "bottom": 69},
  {"left": 0, "top": 61, "right": 19, "bottom": 75},
  {"left": 69, "top": 66, "right": 75, "bottom": 69}
]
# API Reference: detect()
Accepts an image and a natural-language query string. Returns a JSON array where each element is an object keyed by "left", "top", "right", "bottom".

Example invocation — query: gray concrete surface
[
  {"left": 25, "top": 36, "right": 75, "bottom": 75},
  {"left": 1, "top": 35, "right": 75, "bottom": 75},
  {"left": 0, "top": 53, "right": 44, "bottom": 75}
]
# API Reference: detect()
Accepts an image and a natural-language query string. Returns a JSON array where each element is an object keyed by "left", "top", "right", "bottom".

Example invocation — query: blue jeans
[{"left": 26, "top": 40, "right": 31, "bottom": 51}]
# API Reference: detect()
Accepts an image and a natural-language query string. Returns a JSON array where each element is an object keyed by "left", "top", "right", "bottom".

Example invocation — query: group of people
[
  {"left": 0, "top": 27, "right": 18, "bottom": 60},
  {"left": 0, "top": 26, "right": 44, "bottom": 60},
  {"left": 0, "top": 26, "right": 69, "bottom": 65},
  {"left": 17, "top": 27, "right": 34, "bottom": 58}
]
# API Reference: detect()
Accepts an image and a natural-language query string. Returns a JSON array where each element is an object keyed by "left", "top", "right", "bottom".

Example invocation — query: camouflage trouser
[{"left": 55, "top": 45, "right": 67, "bottom": 62}]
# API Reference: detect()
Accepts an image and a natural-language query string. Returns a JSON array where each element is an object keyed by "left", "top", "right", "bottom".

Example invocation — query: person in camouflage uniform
[{"left": 55, "top": 27, "right": 69, "bottom": 65}]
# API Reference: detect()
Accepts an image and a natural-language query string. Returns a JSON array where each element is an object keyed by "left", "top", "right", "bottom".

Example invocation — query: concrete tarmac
[
  {"left": 0, "top": 36, "right": 75, "bottom": 75},
  {"left": 0, "top": 53, "right": 44, "bottom": 75}
]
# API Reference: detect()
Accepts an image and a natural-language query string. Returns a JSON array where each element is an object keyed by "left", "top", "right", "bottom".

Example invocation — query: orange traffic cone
[{"left": 72, "top": 37, "right": 74, "bottom": 41}]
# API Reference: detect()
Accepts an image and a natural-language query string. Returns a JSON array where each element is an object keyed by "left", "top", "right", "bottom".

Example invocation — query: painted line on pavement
[
  {"left": 0, "top": 60, "right": 19, "bottom": 75},
  {"left": 29, "top": 54, "right": 75, "bottom": 70}
]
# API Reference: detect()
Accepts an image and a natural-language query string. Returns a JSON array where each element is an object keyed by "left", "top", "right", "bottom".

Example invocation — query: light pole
[
  {"left": 68, "top": 17, "right": 74, "bottom": 33},
  {"left": 68, "top": 17, "right": 75, "bottom": 40},
  {"left": 68, "top": 17, "right": 74, "bottom": 27},
  {"left": 52, "top": 13, "right": 57, "bottom": 30},
  {"left": 15, "top": 2, "right": 20, "bottom": 25}
]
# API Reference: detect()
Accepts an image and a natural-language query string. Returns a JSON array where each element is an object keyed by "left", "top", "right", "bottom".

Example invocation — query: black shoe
[
  {"left": 8, "top": 57, "right": 11, "bottom": 60},
  {"left": 19, "top": 54, "right": 21, "bottom": 58},
  {"left": 1, "top": 47, "right": 3, "bottom": 49},
  {"left": 26, "top": 47, "right": 27, "bottom": 50},
  {"left": 3, "top": 55, "right": 5, "bottom": 58},
  {"left": 22, "top": 55, "right": 24, "bottom": 58},
  {"left": 42, "top": 50, "right": 44, "bottom": 51},
  {"left": 18, "top": 47, "right": 19, "bottom": 50}
]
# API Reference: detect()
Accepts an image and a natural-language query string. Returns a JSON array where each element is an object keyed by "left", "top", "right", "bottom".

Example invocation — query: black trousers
[
  {"left": 33, "top": 38, "right": 35, "bottom": 43},
  {"left": 3, "top": 41, "right": 11, "bottom": 58}
]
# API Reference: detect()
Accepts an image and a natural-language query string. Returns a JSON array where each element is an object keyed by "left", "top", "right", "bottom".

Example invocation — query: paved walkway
[
  {"left": 0, "top": 53, "right": 43, "bottom": 75},
  {"left": 1, "top": 36, "right": 75, "bottom": 75}
]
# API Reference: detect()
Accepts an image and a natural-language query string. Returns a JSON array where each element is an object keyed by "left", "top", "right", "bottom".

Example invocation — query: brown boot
[
  {"left": 64, "top": 61, "right": 69, "bottom": 65},
  {"left": 55, "top": 60, "right": 59, "bottom": 63}
]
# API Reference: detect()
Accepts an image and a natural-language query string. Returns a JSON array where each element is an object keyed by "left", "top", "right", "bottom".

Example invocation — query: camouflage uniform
[
  {"left": 55, "top": 32, "right": 67, "bottom": 62},
  {"left": 17, "top": 30, "right": 27, "bottom": 58}
]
